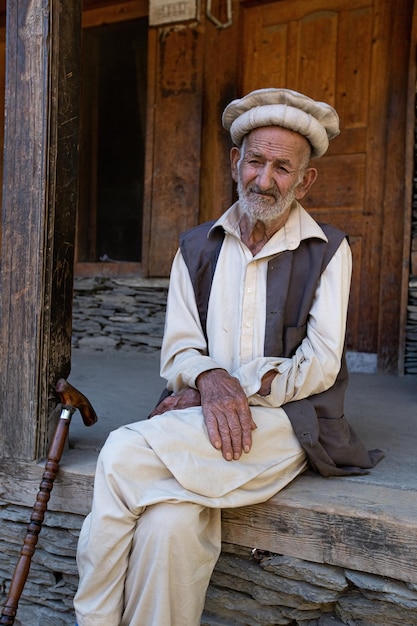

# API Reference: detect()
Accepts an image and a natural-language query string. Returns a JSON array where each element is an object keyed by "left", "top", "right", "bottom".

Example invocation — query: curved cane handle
[{"left": 55, "top": 378, "right": 98, "bottom": 426}]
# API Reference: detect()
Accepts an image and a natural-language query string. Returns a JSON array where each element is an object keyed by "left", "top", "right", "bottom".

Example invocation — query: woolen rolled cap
[{"left": 222, "top": 88, "right": 340, "bottom": 158}]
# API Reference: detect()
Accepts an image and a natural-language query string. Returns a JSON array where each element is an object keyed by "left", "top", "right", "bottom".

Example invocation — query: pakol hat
[{"left": 222, "top": 88, "right": 339, "bottom": 158}]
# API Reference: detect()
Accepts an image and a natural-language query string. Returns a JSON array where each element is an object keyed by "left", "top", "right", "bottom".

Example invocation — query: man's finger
[{"left": 205, "top": 412, "right": 237, "bottom": 461}]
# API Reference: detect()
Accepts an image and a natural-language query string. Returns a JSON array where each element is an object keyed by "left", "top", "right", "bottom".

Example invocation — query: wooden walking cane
[{"left": 0, "top": 378, "right": 98, "bottom": 626}]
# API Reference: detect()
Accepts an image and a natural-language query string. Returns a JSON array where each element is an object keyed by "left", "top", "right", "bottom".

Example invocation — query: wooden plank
[
  {"left": 141, "top": 27, "right": 157, "bottom": 276},
  {"left": 3, "top": 455, "right": 417, "bottom": 587},
  {"left": 303, "top": 154, "right": 366, "bottom": 211},
  {"left": 0, "top": 453, "right": 95, "bottom": 518},
  {"left": 222, "top": 474, "right": 417, "bottom": 585},
  {"left": 47, "top": 0, "right": 84, "bottom": 418},
  {"left": 199, "top": 0, "right": 241, "bottom": 224},
  {"left": 82, "top": 0, "right": 148, "bottom": 27},
  {"left": 0, "top": 1, "right": 49, "bottom": 460},
  {"left": 289, "top": 10, "right": 339, "bottom": 101},
  {"left": 376, "top": 0, "right": 414, "bottom": 372},
  {"left": 0, "top": 0, "right": 82, "bottom": 460},
  {"left": 336, "top": 5, "right": 373, "bottom": 129},
  {"left": 349, "top": 0, "right": 390, "bottom": 355},
  {"left": 260, "top": 0, "right": 371, "bottom": 24},
  {"left": 77, "top": 28, "right": 99, "bottom": 262},
  {"left": 344, "top": 235, "right": 362, "bottom": 349},
  {"left": 146, "top": 24, "right": 204, "bottom": 276},
  {"left": 0, "top": 26, "right": 5, "bottom": 207},
  {"left": 241, "top": 5, "right": 286, "bottom": 92},
  {"left": 398, "top": 0, "right": 417, "bottom": 374}
]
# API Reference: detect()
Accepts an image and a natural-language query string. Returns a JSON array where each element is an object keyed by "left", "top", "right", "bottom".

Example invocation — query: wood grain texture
[
  {"left": 0, "top": 452, "right": 96, "bottom": 517},
  {"left": 239, "top": 0, "right": 413, "bottom": 369},
  {"left": 198, "top": 0, "right": 241, "bottom": 224},
  {"left": 146, "top": 24, "right": 204, "bottom": 276},
  {"left": 2, "top": 457, "right": 416, "bottom": 586},
  {"left": 222, "top": 474, "right": 417, "bottom": 585},
  {"left": 0, "top": 0, "right": 82, "bottom": 461}
]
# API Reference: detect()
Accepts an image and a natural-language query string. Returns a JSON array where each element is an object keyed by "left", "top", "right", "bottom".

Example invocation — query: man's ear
[
  {"left": 230, "top": 147, "right": 241, "bottom": 183},
  {"left": 295, "top": 167, "right": 318, "bottom": 200}
]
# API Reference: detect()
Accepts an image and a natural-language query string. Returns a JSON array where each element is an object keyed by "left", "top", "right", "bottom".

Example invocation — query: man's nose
[{"left": 256, "top": 164, "right": 274, "bottom": 190}]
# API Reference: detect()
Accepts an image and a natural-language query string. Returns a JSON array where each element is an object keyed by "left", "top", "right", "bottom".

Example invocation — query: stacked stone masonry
[
  {"left": 72, "top": 274, "right": 416, "bottom": 375},
  {"left": 406, "top": 276, "right": 417, "bottom": 373},
  {"left": 1, "top": 503, "right": 417, "bottom": 626},
  {"left": 71, "top": 277, "right": 168, "bottom": 352}
]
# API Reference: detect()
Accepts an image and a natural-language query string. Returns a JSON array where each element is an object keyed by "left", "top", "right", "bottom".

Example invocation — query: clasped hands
[{"left": 150, "top": 368, "right": 276, "bottom": 461}]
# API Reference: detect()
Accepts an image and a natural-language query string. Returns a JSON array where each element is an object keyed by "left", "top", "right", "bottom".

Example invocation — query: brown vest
[{"left": 179, "top": 220, "right": 383, "bottom": 476}]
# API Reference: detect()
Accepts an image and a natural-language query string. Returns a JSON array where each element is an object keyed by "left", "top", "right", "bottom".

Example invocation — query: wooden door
[{"left": 239, "top": 0, "right": 409, "bottom": 357}]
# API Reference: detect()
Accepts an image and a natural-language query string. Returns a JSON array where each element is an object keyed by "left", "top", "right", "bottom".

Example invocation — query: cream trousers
[{"left": 74, "top": 406, "right": 307, "bottom": 626}]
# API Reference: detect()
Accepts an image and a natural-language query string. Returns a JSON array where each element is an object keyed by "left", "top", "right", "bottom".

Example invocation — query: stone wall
[
  {"left": 71, "top": 276, "right": 378, "bottom": 372},
  {"left": 202, "top": 544, "right": 417, "bottom": 626},
  {"left": 71, "top": 277, "right": 168, "bottom": 352},
  {"left": 1, "top": 502, "right": 417, "bottom": 626},
  {"left": 0, "top": 502, "right": 83, "bottom": 626}
]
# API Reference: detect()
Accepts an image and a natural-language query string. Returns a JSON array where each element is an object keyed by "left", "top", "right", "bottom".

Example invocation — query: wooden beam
[
  {"left": 199, "top": 0, "right": 241, "bottom": 224},
  {"left": 0, "top": 454, "right": 96, "bottom": 518},
  {"left": 82, "top": 0, "right": 148, "bottom": 28},
  {"left": 145, "top": 23, "right": 204, "bottom": 276},
  {"left": 0, "top": 0, "right": 82, "bottom": 461},
  {"left": 2, "top": 457, "right": 416, "bottom": 586},
  {"left": 377, "top": 0, "right": 414, "bottom": 372},
  {"left": 397, "top": 0, "right": 417, "bottom": 374},
  {"left": 222, "top": 474, "right": 417, "bottom": 586}
]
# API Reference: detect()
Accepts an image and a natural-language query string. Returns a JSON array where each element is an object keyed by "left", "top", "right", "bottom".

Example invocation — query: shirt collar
[{"left": 209, "top": 201, "right": 328, "bottom": 254}]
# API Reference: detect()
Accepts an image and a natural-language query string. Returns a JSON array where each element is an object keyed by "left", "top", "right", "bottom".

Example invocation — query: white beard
[{"left": 237, "top": 179, "right": 297, "bottom": 226}]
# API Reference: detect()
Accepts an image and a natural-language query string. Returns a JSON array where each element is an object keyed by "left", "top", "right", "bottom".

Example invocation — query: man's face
[{"left": 231, "top": 126, "right": 316, "bottom": 225}]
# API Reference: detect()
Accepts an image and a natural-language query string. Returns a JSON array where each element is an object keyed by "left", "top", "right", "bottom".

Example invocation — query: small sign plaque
[{"left": 149, "top": 0, "right": 198, "bottom": 26}]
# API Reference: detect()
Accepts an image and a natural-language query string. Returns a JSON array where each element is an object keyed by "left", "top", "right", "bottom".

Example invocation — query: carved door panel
[{"left": 240, "top": 0, "right": 396, "bottom": 353}]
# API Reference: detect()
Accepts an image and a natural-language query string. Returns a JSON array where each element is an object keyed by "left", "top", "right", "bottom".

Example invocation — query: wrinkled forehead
[{"left": 242, "top": 126, "right": 311, "bottom": 162}]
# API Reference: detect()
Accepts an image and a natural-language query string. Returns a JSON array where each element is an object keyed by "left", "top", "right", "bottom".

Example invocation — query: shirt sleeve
[
  {"left": 232, "top": 237, "right": 352, "bottom": 406},
  {"left": 160, "top": 249, "right": 222, "bottom": 392}
]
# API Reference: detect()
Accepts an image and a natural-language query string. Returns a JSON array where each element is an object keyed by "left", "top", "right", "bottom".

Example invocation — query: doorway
[{"left": 76, "top": 16, "right": 147, "bottom": 267}]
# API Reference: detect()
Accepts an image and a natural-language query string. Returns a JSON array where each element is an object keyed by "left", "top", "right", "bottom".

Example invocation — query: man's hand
[
  {"left": 149, "top": 388, "right": 201, "bottom": 417},
  {"left": 196, "top": 369, "right": 257, "bottom": 461},
  {"left": 257, "top": 369, "right": 277, "bottom": 396}
]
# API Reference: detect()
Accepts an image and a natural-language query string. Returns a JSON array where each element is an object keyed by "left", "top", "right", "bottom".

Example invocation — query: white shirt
[{"left": 160, "top": 201, "right": 352, "bottom": 409}]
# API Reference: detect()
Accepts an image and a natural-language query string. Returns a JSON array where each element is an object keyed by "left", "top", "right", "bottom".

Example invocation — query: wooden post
[
  {"left": 143, "top": 22, "right": 204, "bottom": 277},
  {"left": 0, "top": 0, "right": 82, "bottom": 461},
  {"left": 377, "top": 0, "right": 414, "bottom": 373}
]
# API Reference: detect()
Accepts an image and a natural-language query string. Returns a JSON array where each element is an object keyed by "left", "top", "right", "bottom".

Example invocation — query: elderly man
[{"left": 74, "top": 88, "right": 382, "bottom": 626}]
